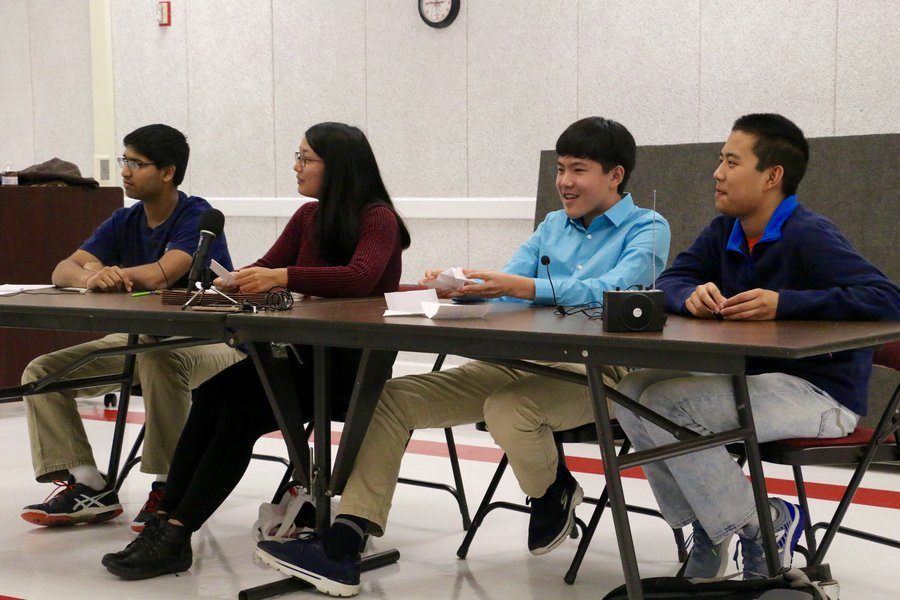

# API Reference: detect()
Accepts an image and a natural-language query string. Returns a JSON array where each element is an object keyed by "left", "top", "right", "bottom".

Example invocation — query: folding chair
[
  {"left": 395, "top": 353, "right": 472, "bottom": 530},
  {"left": 757, "top": 341, "right": 900, "bottom": 566},
  {"left": 457, "top": 420, "right": 687, "bottom": 584},
  {"left": 115, "top": 417, "right": 296, "bottom": 502}
]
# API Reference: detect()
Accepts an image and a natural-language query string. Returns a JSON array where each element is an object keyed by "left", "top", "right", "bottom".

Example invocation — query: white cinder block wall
[{"left": 2, "top": 0, "right": 898, "bottom": 369}]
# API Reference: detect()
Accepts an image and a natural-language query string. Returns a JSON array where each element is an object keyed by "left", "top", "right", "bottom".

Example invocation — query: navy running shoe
[
  {"left": 21, "top": 477, "right": 122, "bottom": 527},
  {"left": 256, "top": 535, "right": 360, "bottom": 597}
]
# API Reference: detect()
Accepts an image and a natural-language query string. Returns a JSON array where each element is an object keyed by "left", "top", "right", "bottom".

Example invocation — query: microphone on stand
[
  {"left": 540, "top": 255, "right": 565, "bottom": 315},
  {"left": 187, "top": 208, "right": 225, "bottom": 292}
]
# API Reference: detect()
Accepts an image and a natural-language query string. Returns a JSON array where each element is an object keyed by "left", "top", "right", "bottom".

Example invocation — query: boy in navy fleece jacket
[{"left": 615, "top": 113, "right": 900, "bottom": 580}]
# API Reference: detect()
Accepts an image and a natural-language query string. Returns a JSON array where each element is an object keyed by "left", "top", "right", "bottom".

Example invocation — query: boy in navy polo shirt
[
  {"left": 615, "top": 113, "right": 900, "bottom": 580},
  {"left": 20, "top": 124, "right": 245, "bottom": 532}
]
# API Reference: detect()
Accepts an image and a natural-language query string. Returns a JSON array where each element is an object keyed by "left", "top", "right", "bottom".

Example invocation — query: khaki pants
[
  {"left": 22, "top": 333, "right": 245, "bottom": 482},
  {"left": 338, "top": 359, "right": 626, "bottom": 535}
]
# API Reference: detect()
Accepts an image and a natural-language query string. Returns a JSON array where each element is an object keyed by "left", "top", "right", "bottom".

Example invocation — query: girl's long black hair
[{"left": 305, "top": 122, "right": 410, "bottom": 265}]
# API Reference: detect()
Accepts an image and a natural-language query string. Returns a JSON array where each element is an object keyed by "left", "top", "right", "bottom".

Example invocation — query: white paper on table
[
  {"left": 0, "top": 284, "right": 55, "bottom": 296},
  {"left": 383, "top": 288, "right": 439, "bottom": 316},
  {"left": 421, "top": 267, "right": 479, "bottom": 291},
  {"left": 422, "top": 301, "right": 492, "bottom": 320},
  {"left": 210, "top": 259, "right": 236, "bottom": 286}
]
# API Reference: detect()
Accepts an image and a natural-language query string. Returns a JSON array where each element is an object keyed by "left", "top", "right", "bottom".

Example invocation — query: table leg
[
  {"left": 313, "top": 346, "right": 332, "bottom": 531},
  {"left": 586, "top": 364, "right": 643, "bottom": 600},
  {"left": 238, "top": 347, "right": 400, "bottom": 600},
  {"left": 107, "top": 333, "right": 138, "bottom": 486},
  {"left": 330, "top": 349, "right": 398, "bottom": 495},
  {"left": 732, "top": 374, "right": 780, "bottom": 576},
  {"left": 247, "top": 341, "right": 311, "bottom": 490}
]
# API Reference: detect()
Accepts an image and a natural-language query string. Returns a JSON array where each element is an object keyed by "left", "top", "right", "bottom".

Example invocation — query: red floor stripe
[{"left": 81, "top": 408, "right": 900, "bottom": 510}]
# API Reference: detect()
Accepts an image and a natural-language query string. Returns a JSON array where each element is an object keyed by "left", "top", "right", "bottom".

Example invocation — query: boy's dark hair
[
  {"left": 732, "top": 113, "right": 809, "bottom": 196},
  {"left": 555, "top": 116, "right": 636, "bottom": 193},
  {"left": 123, "top": 124, "right": 190, "bottom": 186},
  {"left": 305, "top": 122, "right": 410, "bottom": 265}
]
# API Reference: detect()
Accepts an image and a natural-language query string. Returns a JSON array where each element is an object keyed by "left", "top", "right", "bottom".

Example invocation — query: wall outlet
[{"left": 94, "top": 155, "right": 113, "bottom": 184}]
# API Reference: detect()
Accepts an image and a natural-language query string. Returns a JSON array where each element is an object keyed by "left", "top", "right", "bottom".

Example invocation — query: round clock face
[{"left": 418, "top": 0, "right": 460, "bottom": 29}]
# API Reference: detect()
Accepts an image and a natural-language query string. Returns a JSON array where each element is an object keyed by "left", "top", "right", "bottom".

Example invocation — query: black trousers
[{"left": 159, "top": 345, "right": 360, "bottom": 531}]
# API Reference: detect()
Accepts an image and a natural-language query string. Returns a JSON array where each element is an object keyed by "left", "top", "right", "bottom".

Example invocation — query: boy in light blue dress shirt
[{"left": 255, "top": 117, "right": 671, "bottom": 597}]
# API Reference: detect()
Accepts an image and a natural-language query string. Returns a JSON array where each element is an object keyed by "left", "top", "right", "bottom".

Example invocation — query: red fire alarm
[{"left": 157, "top": 1, "right": 171, "bottom": 27}]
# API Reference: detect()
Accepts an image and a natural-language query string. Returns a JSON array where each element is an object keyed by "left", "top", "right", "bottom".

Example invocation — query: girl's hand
[{"left": 232, "top": 267, "right": 288, "bottom": 293}]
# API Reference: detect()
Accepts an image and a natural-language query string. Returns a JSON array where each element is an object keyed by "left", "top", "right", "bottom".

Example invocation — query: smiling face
[
  {"left": 120, "top": 147, "right": 173, "bottom": 201},
  {"left": 293, "top": 138, "right": 325, "bottom": 199},
  {"left": 555, "top": 156, "right": 624, "bottom": 226}
]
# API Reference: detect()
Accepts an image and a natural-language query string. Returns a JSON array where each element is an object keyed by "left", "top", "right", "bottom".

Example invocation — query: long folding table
[{"left": 228, "top": 298, "right": 900, "bottom": 599}]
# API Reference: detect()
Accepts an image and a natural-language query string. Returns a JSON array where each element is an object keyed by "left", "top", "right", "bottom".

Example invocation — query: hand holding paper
[
  {"left": 210, "top": 259, "right": 236, "bottom": 288},
  {"left": 421, "top": 267, "right": 479, "bottom": 292},
  {"left": 457, "top": 270, "right": 536, "bottom": 300}
]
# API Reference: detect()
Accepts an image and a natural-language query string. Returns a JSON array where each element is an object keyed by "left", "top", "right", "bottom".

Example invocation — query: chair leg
[
  {"left": 115, "top": 424, "right": 145, "bottom": 493},
  {"left": 270, "top": 462, "right": 295, "bottom": 504},
  {"left": 564, "top": 439, "right": 688, "bottom": 585},
  {"left": 564, "top": 440, "right": 629, "bottom": 585},
  {"left": 457, "top": 454, "right": 509, "bottom": 559},
  {"left": 673, "top": 526, "right": 688, "bottom": 563},
  {"left": 444, "top": 427, "right": 472, "bottom": 529},
  {"left": 811, "top": 453, "right": 888, "bottom": 564},
  {"left": 792, "top": 465, "right": 817, "bottom": 559}
]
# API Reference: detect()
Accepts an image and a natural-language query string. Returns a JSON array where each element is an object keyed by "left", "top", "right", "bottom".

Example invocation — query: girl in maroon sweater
[{"left": 103, "top": 122, "right": 410, "bottom": 580}]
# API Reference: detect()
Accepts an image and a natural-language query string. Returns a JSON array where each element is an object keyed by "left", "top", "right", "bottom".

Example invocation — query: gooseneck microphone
[
  {"left": 540, "top": 255, "right": 565, "bottom": 315},
  {"left": 186, "top": 208, "right": 225, "bottom": 292}
]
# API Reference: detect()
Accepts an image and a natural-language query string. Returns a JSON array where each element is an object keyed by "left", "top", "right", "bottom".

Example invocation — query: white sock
[
  {"left": 155, "top": 474, "right": 167, "bottom": 483},
  {"left": 70, "top": 465, "right": 106, "bottom": 491}
]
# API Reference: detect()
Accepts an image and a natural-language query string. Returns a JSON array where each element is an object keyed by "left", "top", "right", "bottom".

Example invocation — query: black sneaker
[
  {"left": 102, "top": 514, "right": 166, "bottom": 567},
  {"left": 132, "top": 481, "right": 165, "bottom": 533},
  {"left": 21, "top": 477, "right": 123, "bottom": 527},
  {"left": 256, "top": 535, "right": 361, "bottom": 597},
  {"left": 104, "top": 520, "right": 192, "bottom": 580},
  {"left": 526, "top": 464, "right": 583, "bottom": 555}
]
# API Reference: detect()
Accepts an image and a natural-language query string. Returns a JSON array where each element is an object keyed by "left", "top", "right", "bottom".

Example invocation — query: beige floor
[{"left": 0, "top": 396, "right": 897, "bottom": 600}]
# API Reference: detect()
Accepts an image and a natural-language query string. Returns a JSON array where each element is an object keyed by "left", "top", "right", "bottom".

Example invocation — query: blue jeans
[{"left": 615, "top": 370, "right": 858, "bottom": 544}]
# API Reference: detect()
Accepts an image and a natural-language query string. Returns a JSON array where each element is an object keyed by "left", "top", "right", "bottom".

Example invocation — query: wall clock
[{"left": 418, "top": 0, "right": 460, "bottom": 29}]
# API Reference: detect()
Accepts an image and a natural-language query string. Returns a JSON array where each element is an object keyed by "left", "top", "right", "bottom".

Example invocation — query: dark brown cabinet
[{"left": 0, "top": 186, "right": 123, "bottom": 388}]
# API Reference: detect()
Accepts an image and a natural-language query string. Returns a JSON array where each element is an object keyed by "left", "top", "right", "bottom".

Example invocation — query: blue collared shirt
[
  {"left": 726, "top": 194, "right": 798, "bottom": 255},
  {"left": 501, "top": 193, "right": 671, "bottom": 306}
]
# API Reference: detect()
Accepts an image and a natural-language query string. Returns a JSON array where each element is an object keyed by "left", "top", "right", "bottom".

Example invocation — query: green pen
[{"left": 131, "top": 291, "right": 153, "bottom": 297}]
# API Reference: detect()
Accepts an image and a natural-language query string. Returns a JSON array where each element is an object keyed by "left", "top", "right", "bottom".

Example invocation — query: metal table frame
[
  {"left": 3, "top": 294, "right": 898, "bottom": 599},
  {"left": 0, "top": 292, "right": 233, "bottom": 487},
  {"left": 228, "top": 300, "right": 900, "bottom": 599}
]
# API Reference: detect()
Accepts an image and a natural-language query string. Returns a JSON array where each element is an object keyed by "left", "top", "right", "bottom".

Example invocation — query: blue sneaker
[
  {"left": 737, "top": 498, "right": 805, "bottom": 579},
  {"left": 683, "top": 521, "right": 732, "bottom": 578},
  {"left": 256, "top": 536, "right": 360, "bottom": 597}
]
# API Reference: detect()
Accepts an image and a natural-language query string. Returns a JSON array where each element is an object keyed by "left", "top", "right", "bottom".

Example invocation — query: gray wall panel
[
  {"left": 0, "top": 0, "right": 34, "bottom": 171},
  {"left": 539, "top": 134, "right": 899, "bottom": 281},
  {"left": 28, "top": 0, "right": 93, "bottom": 176}
]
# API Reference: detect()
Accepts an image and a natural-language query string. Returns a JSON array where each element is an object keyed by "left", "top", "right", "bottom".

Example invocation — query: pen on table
[{"left": 131, "top": 291, "right": 158, "bottom": 297}]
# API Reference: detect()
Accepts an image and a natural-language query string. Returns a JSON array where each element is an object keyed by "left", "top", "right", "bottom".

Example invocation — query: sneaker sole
[
  {"left": 104, "top": 556, "right": 191, "bottom": 580},
  {"left": 780, "top": 506, "right": 804, "bottom": 569},
  {"left": 254, "top": 546, "right": 360, "bottom": 597},
  {"left": 21, "top": 506, "right": 123, "bottom": 527},
  {"left": 530, "top": 484, "right": 584, "bottom": 556}
]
